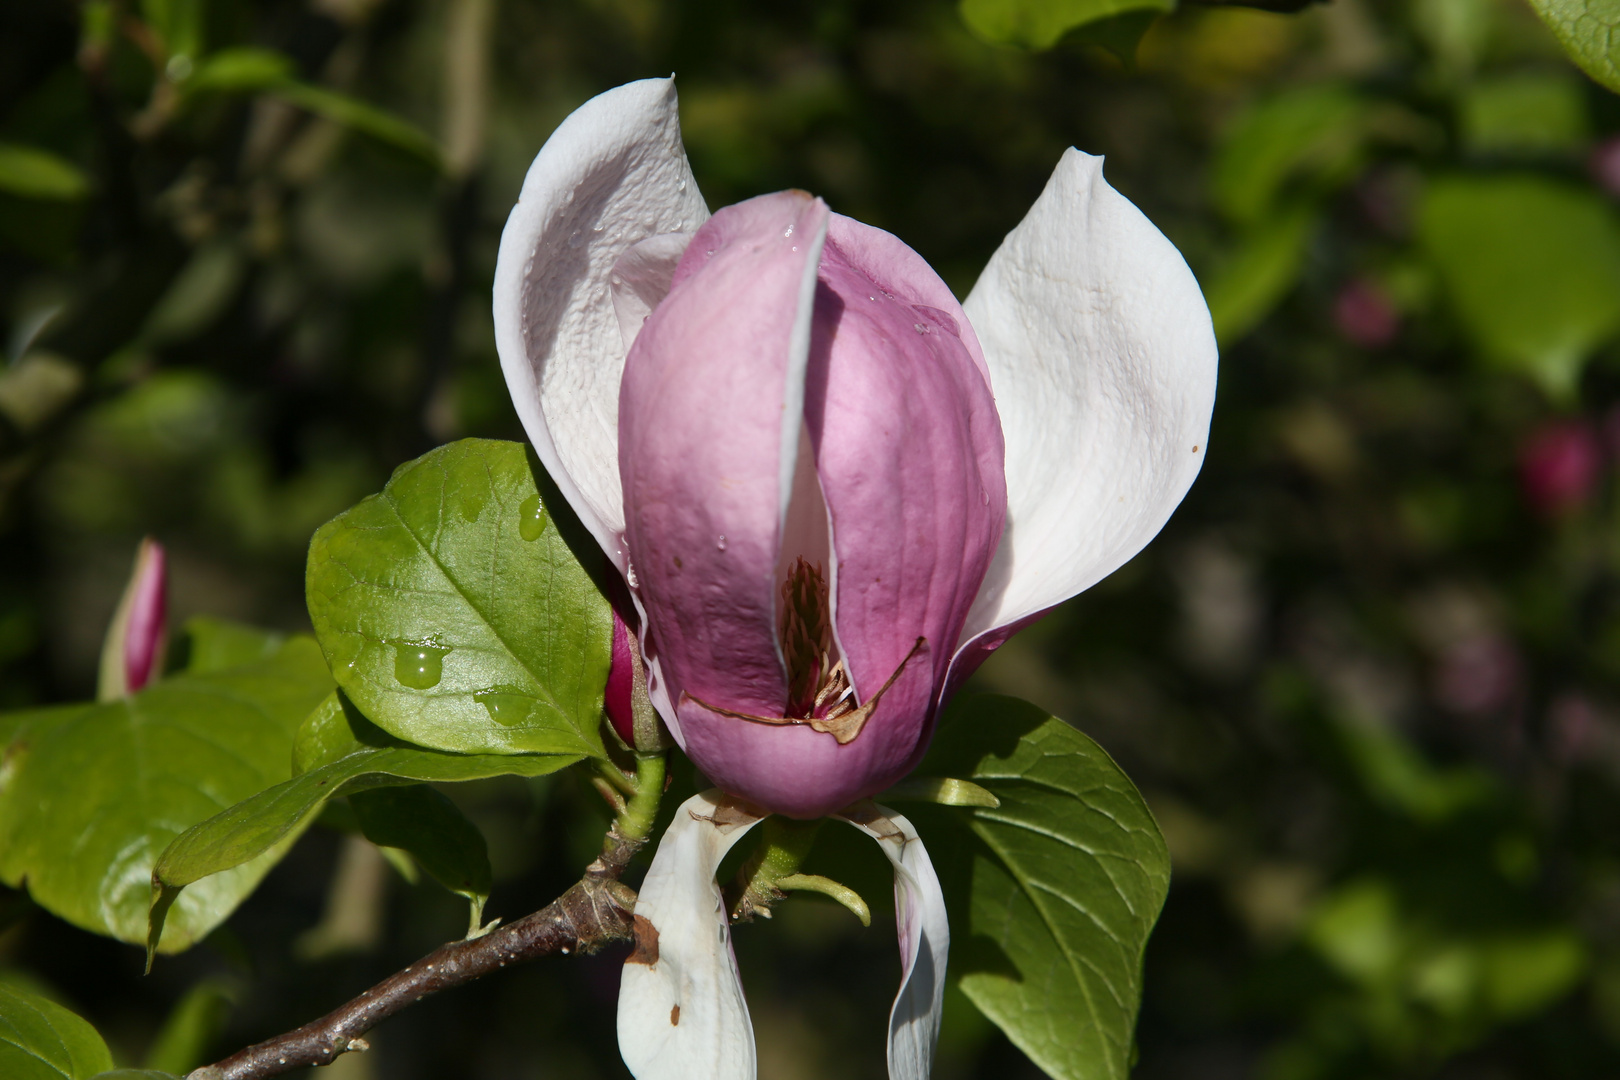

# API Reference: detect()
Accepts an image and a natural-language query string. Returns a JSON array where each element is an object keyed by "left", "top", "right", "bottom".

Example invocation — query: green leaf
[
  {"left": 1461, "top": 73, "right": 1589, "bottom": 154},
  {"left": 142, "top": 979, "right": 233, "bottom": 1075},
  {"left": 181, "top": 48, "right": 295, "bottom": 93},
  {"left": 1525, "top": 0, "right": 1620, "bottom": 94},
  {"left": 150, "top": 691, "right": 578, "bottom": 950},
  {"left": 1204, "top": 206, "right": 1315, "bottom": 346},
  {"left": 910, "top": 695, "right": 1170, "bottom": 1080},
  {"left": 306, "top": 439, "right": 613, "bottom": 759},
  {"left": 0, "top": 983, "right": 114, "bottom": 1080},
  {"left": 0, "top": 145, "right": 90, "bottom": 201},
  {"left": 1212, "top": 85, "right": 1368, "bottom": 226},
  {"left": 176, "top": 617, "right": 286, "bottom": 675},
  {"left": 0, "top": 639, "right": 333, "bottom": 953},
  {"left": 957, "top": 0, "right": 1171, "bottom": 49},
  {"left": 1419, "top": 175, "right": 1620, "bottom": 398},
  {"left": 91, "top": 1072, "right": 180, "bottom": 1079},
  {"left": 351, "top": 786, "right": 493, "bottom": 930},
  {"left": 181, "top": 49, "right": 439, "bottom": 166},
  {"left": 274, "top": 84, "right": 441, "bottom": 166}
]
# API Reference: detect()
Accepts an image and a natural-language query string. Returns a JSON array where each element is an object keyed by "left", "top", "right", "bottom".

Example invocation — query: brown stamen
[{"left": 684, "top": 637, "right": 928, "bottom": 746}]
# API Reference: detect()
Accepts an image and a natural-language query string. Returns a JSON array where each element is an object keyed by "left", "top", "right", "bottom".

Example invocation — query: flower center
[{"left": 778, "top": 556, "right": 847, "bottom": 718}]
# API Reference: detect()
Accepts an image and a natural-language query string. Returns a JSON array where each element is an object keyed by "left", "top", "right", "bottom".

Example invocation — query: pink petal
[
  {"left": 619, "top": 191, "right": 831, "bottom": 726},
  {"left": 98, "top": 537, "right": 168, "bottom": 700}
]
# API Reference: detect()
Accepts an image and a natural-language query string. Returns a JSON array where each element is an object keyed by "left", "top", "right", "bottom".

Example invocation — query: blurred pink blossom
[
  {"left": 1332, "top": 279, "right": 1399, "bottom": 348},
  {"left": 1433, "top": 634, "right": 1521, "bottom": 716},
  {"left": 1590, "top": 136, "right": 1620, "bottom": 200},
  {"left": 1518, "top": 420, "right": 1601, "bottom": 517}
]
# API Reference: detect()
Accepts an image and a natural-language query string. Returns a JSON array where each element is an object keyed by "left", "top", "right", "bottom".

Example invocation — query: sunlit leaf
[
  {"left": 149, "top": 691, "right": 578, "bottom": 950},
  {"left": 0, "top": 640, "right": 333, "bottom": 953},
  {"left": 306, "top": 439, "right": 613, "bottom": 760},
  {"left": 181, "top": 48, "right": 295, "bottom": 93},
  {"left": 0, "top": 983, "right": 114, "bottom": 1080},
  {"left": 0, "top": 145, "right": 89, "bottom": 201},
  {"left": 1525, "top": 0, "right": 1620, "bottom": 94},
  {"left": 1420, "top": 175, "right": 1620, "bottom": 398},
  {"left": 909, "top": 695, "right": 1170, "bottom": 1080},
  {"left": 957, "top": 0, "right": 1171, "bottom": 50}
]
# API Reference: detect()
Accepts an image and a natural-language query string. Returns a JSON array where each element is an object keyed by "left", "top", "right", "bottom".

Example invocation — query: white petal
[
  {"left": 957, "top": 149, "right": 1217, "bottom": 652},
  {"left": 612, "top": 232, "right": 694, "bottom": 352},
  {"left": 493, "top": 78, "right": 710, "bottom": 568},
  {"left": 836, "top": 804, "right": 950, "bottom": 1080},
  {"left": 618, "top": 791, "right": 765, "bottom": 1080}
]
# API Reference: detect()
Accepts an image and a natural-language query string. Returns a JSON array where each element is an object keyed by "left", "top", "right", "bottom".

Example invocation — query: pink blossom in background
[
  {"left": 1590, "top": 136, "right": 1620, "bottom": 200},
  {"left": 1434, "top": 634, "right": 1522, "bottom": 717},
  {"left": 1332, "top": 278, "right": 1399, "bottom": 349},
  {"left": 98, "top": 537, "right": 167, "bottom": 700},
  {"left": 1518, "top": 420, "right": 1601, "bottom": 517}
]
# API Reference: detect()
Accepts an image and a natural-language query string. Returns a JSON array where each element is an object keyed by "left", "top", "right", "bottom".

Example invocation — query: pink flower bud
[
  {"left": 1518, "top": 420, "right": 1600, "bottom": 517},
  {"left": 604, "top": 607, "right": 637, "bottom": 746},
  {"left": 98, "top": 537, "right": 167, "bottom": 700},
  {"left": 1332, "top": 278, "right": 1399, "bottom": 348}
]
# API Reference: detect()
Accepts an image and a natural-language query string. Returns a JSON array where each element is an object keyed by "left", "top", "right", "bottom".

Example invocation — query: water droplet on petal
[
  {"left": 914, "top": 323, "right": 931, "bottom": 334},
  {"left": 981, "top": 488, "right": 990, "bottom": 505},
  {"left": 716, "top": 535, "right": 727, "bottom": 552},
  {"left": 394, "top": 640, "right": 450, "bottom": 689},
  {"left": 518, "top": 494, "right": 546, "bottom": 541},
  {"left": 626, "top": 562, "right": 640, "bottom": 589},
  {"left": 611, "top": 275, "right": 622, "bottom": 287},
  {"left": 705, "top": 248, "right": 715, "bottom": 257},
  {"left": 592, "top": 223, "right": 605, "bottom": 233},
  {"left": 868, "top": 295, "right": 877, "bottom": 302},
  {"left": 784, "top": 224, "right": 794, "bottom": 238}
]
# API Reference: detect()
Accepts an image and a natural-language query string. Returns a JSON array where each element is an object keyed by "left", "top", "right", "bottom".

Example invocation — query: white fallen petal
[
  {"left": 958, "top": 149, "right": 1218, "bottom": 654},
  {"left": 836, "top": 804, "right": 950, "bottom": 1080},
  {"left": 493, "top": 77, "right": 710, "bottom": 568},
  {"left": 619, "top": 790, "right": 765, "bottom": 1080}
]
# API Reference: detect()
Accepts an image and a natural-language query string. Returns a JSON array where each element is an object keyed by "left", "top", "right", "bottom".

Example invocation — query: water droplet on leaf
[
  {"left": 474, "top": 686, "right": 534, "bottom": 727},
  {"left": 518, "top": 495, "right": 546, "bottom": 541},
  {"left": 394, "top": 641, "right": 450, "bottom": 689}
]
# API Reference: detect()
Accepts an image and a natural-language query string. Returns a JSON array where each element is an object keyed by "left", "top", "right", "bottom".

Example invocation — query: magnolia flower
[{"left": 494, "top": 79, "right": 1216, "bottom": 1080}]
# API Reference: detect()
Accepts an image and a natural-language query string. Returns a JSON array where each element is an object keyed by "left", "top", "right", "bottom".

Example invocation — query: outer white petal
[
  {"left": 612, "top": 232, "right": 695, "bottom": 352},
  {"left": 957, "top": 149, "right": 1217, "bottom": 651},
  {"left": 493, "top": 77, "right": 710, "bottom": 567},
  {"left": 836, "top": 804, "right": 950, "bottom": 1080},
  {"left": 619, "top": 791, "right": 765, "bottom": 1080}
]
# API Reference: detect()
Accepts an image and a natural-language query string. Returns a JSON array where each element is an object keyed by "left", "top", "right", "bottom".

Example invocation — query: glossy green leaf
[
  {"left": 0, "top": 640, "right": 333, "bottom": 953},
  {"left": 910, "top": 695, "right": 1170, "bottom": 1080},
  {"left": 351, "top": 786, "right": 493, "bottom": 930},
  {"left": 306, "top": 438, "right": 613, "bottom": 759},
  {"left": 1420, "top": 175, "right": 1620, "bottom": 397},
  {"left": 0, "top": 983, "right": 114, "bottom": 1080},
  {"left": 1204, "top": 206, "right": 1315, "bottom": 346},
  {"left": 1526, "top": 0, "right": 1620, "bottom": 94},
  {"left": 150, "top": 691, "right": 578, "bottom": 950},
  {"left": 0, "top": 145, "right": 90, "bottom": 201},
  {"left": 958, "top": 0, "right": 1170, "bottom": 49}
]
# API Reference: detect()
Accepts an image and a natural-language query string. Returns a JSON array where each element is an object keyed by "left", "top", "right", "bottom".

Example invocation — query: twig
[{"left": 189, "top": 753, "right": 667, "bottom": 1080}]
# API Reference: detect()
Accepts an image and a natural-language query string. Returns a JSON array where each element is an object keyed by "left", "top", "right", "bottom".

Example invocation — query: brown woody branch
[{"left": 187, "top": 826, "right": 647, "bottom": 1080}]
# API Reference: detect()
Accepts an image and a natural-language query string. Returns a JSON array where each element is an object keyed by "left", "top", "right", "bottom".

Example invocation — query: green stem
[
  {"left": 728, "top": 817, "right": 824, "bottom": 921},
  {"left": 615, "top": 751, "right": 665, "bottom": 843}
]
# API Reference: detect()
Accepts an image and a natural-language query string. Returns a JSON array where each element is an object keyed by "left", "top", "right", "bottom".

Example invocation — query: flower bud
[
  {"left": 98, "top": 537, "right": 167, "bottom": 700},
  {"left": 604, "top": 607, "right": 668, "bottom": 752}
]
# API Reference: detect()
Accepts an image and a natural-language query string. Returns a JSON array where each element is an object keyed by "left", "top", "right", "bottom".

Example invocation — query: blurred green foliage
[{"left": 3, "top": 0, "right": 1620, "bottom": 1078}]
